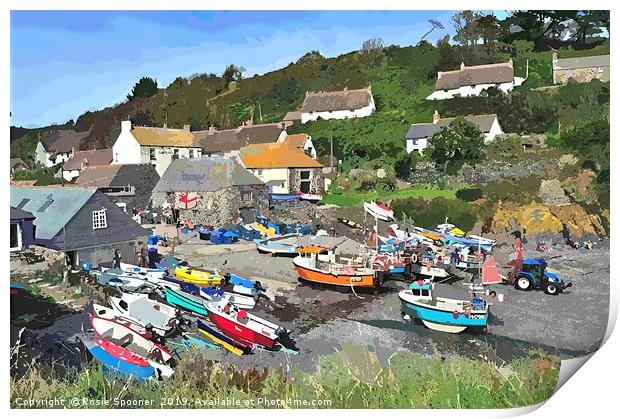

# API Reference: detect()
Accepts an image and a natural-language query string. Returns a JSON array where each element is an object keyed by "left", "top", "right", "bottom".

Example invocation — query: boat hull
[
  {"left": 399, "top": 297, "right": 488, "bottom": 333},
  {"left": 206, "top": 309, "right": 277, "bottom": 349},
  {"left": 164, "top": 287, "right": 208, "bottom": 317},
  {"left": 293, "top": 258, "right": 377, "bottom": 288},
  {"left": 175, "top": 267, "right": 223, "bottom": 286},
  {"left": 84, "top": 338, "right": 156, "bottom": 380}
]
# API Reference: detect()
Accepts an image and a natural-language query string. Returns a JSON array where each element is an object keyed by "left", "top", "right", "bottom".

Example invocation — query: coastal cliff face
[{"left": 489, "top": 201, "right": 607, "bottom": 239}]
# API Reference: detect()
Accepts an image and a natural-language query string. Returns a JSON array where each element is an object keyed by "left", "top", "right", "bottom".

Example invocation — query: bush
[
  {"left": 391, "top": 197, "right": 479, "bottom": 231},
  {"left": 456, "top": 188, "right": 483, "bottom": 202},
  {"left": 482, "top": 175, "right": 542, "bottom": 204}
]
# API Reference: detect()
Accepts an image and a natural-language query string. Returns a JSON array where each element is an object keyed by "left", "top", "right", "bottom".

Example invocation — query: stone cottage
[
  {"left": 552, "top": 53, "right": 610, "bottom": 84},
  {"left": 151, "top": 156, "right": 268, "bottom": 226}
]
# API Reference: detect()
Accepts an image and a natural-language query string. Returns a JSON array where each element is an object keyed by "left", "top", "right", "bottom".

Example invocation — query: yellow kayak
[
  {"left": 249, "top": 222, "right": 276, "bottom": 237},
  {"left": 175, "top": 266, "right": 224, "bottom": 286}
]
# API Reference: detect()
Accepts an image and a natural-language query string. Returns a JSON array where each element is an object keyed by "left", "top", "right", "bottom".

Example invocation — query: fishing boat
[
  {"left": 293, "top": 248, "right": 379, "bottom": 289},
  {"left": 363, "top": 201, "right": 394, "bottom": 221},
  {"left": 83, "top": 337, "right": 157, "bottom": 380},
  {"left": 175, "top": 266, "right": 224, "bottom": 286},
  {"left": 399, "top": 281, "right": 489, "bottom": 333},
  {"left": 92, "top": 303, "right": 153, "bottom": 335},
  {"left": 254, "top": 234, "right": 299, "bottom": 256},
  {"left": 109, "top": 293, "right": 183, "bottom": 335},
  {"left": 88, "top": 314, "right": 174, "bottom": 376},
  {"left": 92, "top": 269, "right": 155, "bottom": 293},
  {"left": 226, "top": 273, "right": 274, "bottom": 301},
  {"left": 119, "top": 263, "right": 166, "bottom": 280},
  {"left": 372, "top": 253, "right": 408, "bottom": 276},
  {"left": 196, "top": 319, "right": 250, "bottom": 355},
  {"left": 164, "top": 287, "right": 209, "bottom": 317},
  {"left": 297, "top": 191, "right": 322, "bottom": 203},
  {"left": 204, "top": 301, "right": 289, "bottom": 350},
  {"left": 410, "top": 263, "right": 451, "bottom": 281},
  {"left": 199, "top": 287, "right": 256, "bottom": 310}
]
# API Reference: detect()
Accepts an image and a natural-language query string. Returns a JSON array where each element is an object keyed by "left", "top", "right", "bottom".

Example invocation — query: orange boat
[{"left": 292, "top": 254, "right": 378, "bottom": 288}]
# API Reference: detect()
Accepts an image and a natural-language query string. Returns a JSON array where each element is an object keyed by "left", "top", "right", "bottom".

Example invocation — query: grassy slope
[
  {"left": 11, "top": 346, "right": 558, "bottom": 409},
  {"left": 323, "top": 186, "right": 458, "bottom": 207}
]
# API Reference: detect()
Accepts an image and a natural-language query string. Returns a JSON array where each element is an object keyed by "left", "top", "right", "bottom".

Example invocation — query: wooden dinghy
[{"left": 88, "top": 313, "right": 174, "bottom": 377}]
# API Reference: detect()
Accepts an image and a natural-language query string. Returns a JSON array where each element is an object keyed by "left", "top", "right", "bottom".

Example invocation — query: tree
[
  {"left": 428, "top": 117, "right": 485, "bottom": 171},
  {"left": 419, "top": 20, "right": 445, "bottom": 44},
  {"left": 476, "top": 14, "right": 501, "bottom": 44},
  {"left": 361, "top": 37, "right": 384, "bottom": 51},
  {"left": 127, "top": 77, "right": 158, "bottom": 101},
  {"left": 499, "top": 10, "right": 576, "bottom": 49},
  {"left": 451, "top": 11, "right": 482, "bottom": 46},
  {"left": 572, "top": 10, "right": 609, "bottom": 44},
  {"left": 223, "top": 64, "right": 246, "bottom": 85},
  {"left": 227, "top": 103, "right": 250, "bottom": 125},
  {"left": 131, "top": 111, "right": 154, "bottom": 126}
]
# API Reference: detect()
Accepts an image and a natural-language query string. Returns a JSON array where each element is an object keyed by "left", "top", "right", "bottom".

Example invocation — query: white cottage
[
  {"left": 300, "top": 86, "right": 375, "bottom": 123},
  {"left": 34, "top": 129, "right": 89, "bottom": 168},
  {"left": 405, "top": 111, "right": 503, "bottom": 154},
  {"left": 426, "top": 60, "right": 526, "bottom": 101},
  {"left": 112, "top": 121, "right": 203, "bottom": 176}
]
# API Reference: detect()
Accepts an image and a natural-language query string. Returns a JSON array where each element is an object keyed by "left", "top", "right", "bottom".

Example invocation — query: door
[{"left": 300, "top": 170, "right": 312, "bottom": 194}]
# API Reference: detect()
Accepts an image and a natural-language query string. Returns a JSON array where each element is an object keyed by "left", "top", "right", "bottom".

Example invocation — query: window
[
  {"left": 119, "top": 300, "right": 129, "bottom": 311},
  {"left": 421, "top": 289, "right": 430, "bottom": 297},
  {"left": 300, "top": 170, "right": 312, "bottom": 194},
  {"left": 189, "top": 149, "right": 194, "bottom": 158},
  {"left": 241, "top": 191, "right": 252, "bottom": 202},
  {"left": 257, "top": 169, "right": 263, "bottom": 176},
  {"left": 173, "top": 149, "right": 180, "bottom": 160},
  {"left": 149, "top": 148, "right": 156, "bottom": 162},
  {"left": 92, "top": 209, "right": 107, "bottom": 230},
  {"left": 412, "top": 289, "right": 420, "bottom": 296},
  {"left": 10, "top": 223, "right": 21, "bottom": 250}
]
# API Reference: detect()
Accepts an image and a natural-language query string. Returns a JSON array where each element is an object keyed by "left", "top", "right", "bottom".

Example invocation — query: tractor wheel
[
  {"left": 515, "top": 276, "right": 532, "bottom": 291},
  {"left": 545, "top": 283, "right": 559, "bottom": 295}
]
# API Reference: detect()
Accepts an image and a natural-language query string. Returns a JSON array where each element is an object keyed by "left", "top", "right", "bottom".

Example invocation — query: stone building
[
  {"left": 151, "top": 156, "right": 268, "bottom": 226},
  {"left": 239, "top": 133, "right": 324, "bottom": 195},
  {"left": 552, "top": 53, "right": 610, "bottom": 84}
]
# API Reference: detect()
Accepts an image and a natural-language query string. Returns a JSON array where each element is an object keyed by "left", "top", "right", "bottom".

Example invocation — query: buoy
[
  {"left": 453, "top": 310, "right": 460, "bottom": 319},
  {"left": 464, "top": 310, "right": 471, "bottom": 319},
  {"left": 498, "top": 293, "right": 505, "bottom": 303},
  {"left": 418, "top": 280, "right": 424, "bottom": 286}
]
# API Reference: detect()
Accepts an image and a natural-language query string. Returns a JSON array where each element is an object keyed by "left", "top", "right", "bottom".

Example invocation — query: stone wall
[
  {"left": 289, "top": 168, "right": 324, "bottom": 195},
  {"left": 554, "top": 67, "right": 606, "bottom": 84},
  {"left": 152, "top": 184, "right": 268, "bottom": 227}
]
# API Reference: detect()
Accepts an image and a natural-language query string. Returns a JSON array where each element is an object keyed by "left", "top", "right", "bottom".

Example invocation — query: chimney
[
  {"left": 508, "top": 58, "right": 513, "bottom": 67},
  {"left": 208, "top": 125, "right": 216, "bottom": 135},
  {"left": 437, "top": 71, "right": 443, "bottom": 79},
  {"left": 121, "top": 120, "right": 132, "bottom": 132},
  {"left": 343, "top": 86, "right": 348, "bottom": 91},
  {"left": 81, "top": 158, "right": 89, "bottom": 170},
  {"left": 163, "top": 122, "right": 167, "bottom": 129},
  {"left": 183, "top": 124, "right": 191, "bottom": 131},
  {"left": 245, "top": 119, "right": 253, "bottom": 127},
  {"left": 552, "top": 52, "right": 558, "bottom": 63},
  {"left": 460, "top": 62, "right": 465, "bottom": 70},
  {"left": 433, "top": 110, "right": 441, "bottom": 124}
]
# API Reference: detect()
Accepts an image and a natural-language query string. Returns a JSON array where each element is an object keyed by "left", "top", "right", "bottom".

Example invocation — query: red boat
[
  {"left": 93, "top": 336, "right": 150, "bottom": 367},
  {"left": 204, "top": 302, "right": 285, "bottom": 350}
]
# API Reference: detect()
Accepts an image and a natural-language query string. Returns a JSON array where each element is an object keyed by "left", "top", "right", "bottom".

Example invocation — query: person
[
  {"left": 113, "top": 249, "right": 122, "bottom": 269},
  {"left": 140, "top": 244, "right": 149, "bottom": 268}
]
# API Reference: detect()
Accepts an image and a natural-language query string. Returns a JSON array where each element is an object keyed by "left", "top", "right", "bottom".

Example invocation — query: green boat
[{"left": 164, "top": 287, "right": 208, "bottom": 317}]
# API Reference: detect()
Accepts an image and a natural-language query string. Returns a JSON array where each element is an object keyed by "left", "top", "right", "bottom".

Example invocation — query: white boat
[
  {"left": 410, "top": 264, "right": 451, "bottom": 281},
  {"left": 468, "top": 235, "right": 497, "bottom": 246},
  {"left": 92, "top": 269, "right": 154, "bottom": 293},
  {"left": 297, "top": 192, "right": 322, "bottom": 203},
  {"left": 119, "top": 262, "right": 166, "bottom": 280},
  {"left": 363, "top": 201, "right": 395, "bottom": 221},
  {"left": 109, "top": 293, "right": 182, "bottom": 335},
  {"left": 199, "top": 288, "right": 257, "bottom": 310}
]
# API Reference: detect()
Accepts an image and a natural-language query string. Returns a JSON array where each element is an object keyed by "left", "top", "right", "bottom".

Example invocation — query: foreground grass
[
  {"left": 322, "top": 186, "right": 459, "bottom": 207},
  {"left": 11, "top": 346, "right": 558, "bottom": 409}
]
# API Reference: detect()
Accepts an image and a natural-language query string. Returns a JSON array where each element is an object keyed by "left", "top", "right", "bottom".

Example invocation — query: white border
[{"left": 2, "top": 1, "right": 617, "bottom": 417}]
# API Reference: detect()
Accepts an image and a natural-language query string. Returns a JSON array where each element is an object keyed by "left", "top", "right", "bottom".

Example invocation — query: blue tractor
[{"left": 512, "top": 258, "right": 572, "bottom": 295}]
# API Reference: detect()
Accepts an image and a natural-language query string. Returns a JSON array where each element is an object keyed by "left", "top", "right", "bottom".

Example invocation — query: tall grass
[{"left": 11, "top": 345, "right": 559, "bottom": 409}]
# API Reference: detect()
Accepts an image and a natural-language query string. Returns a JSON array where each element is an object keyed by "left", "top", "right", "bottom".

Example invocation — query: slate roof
[
  {"left": 405, "top": 114, "right": 499, "bottom": 139},
  {"left": 553, "top": 54, "right": 610, "bottom": 70},
  {"left": 301, "top": 87, "right": 373, "bottom": 113},
  {"left": 10, "top": 206, "right": 35, "bottom": 221},
  {"left": 63, "top": 149, "right": 113, "bottom": 171},
  {"left": 195, "top": 124, "right": 284, "bottom": 154},
  {"left": 152, "top": 157, "right": 265, "bottom": 193},
  {"left": 131, "top": 127, "right": 200, "bottom": 147},
  {"left": 239, "top": 138, "right": 322, "bottom": 169},
  {"left": 75, "top": 164, "right": 158, "bottom": 187},
  {"left": 41, "top": 130, "right": 89, "bottom": 156},
  {"left": 435, "top": 62, "right": 514, "bottom": 90},
  {"left": 10, "top": 187, "right": 96, "bottom": 239}
]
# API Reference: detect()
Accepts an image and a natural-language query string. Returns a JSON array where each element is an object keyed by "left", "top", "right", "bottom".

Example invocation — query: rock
[{"left": 539, "top": 179, "right": 570, "bottom": 206}]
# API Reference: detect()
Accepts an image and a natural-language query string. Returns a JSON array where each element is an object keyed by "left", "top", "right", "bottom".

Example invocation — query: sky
[{"left": 11, "top": 10, "right": 470, "bottom": 128}]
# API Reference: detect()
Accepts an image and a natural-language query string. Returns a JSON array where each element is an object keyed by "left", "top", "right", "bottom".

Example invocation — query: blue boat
[
  {"left": 254, "top": 234, "right": 299, "bottom": 256},
  {"left": 164, "top": 287, "right": 208, "bottom": 317},
  {"left": 230, "top": 224, "right": 262, "bottom": 241},
  {"left": 83, "top": 338, "right": 155, "bottom": 380},
  {"left": 398, "top": 281, "right": 489, "bottom": 333}
]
